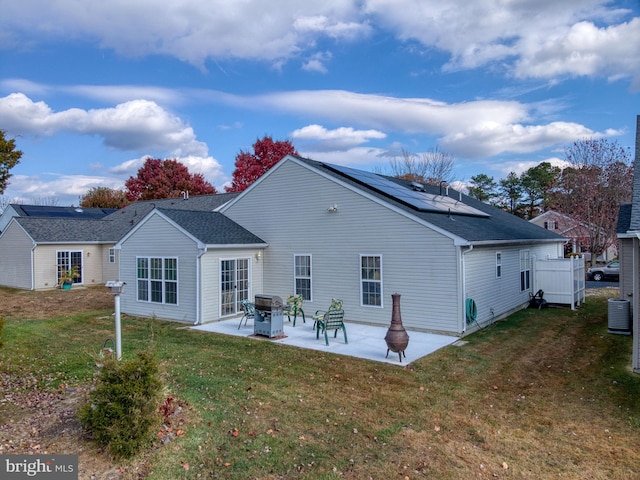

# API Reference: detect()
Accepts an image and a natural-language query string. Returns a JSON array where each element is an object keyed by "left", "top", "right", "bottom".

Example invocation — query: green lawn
[{"left": 1, "top": 288, "right": 639, "bottom": 479}]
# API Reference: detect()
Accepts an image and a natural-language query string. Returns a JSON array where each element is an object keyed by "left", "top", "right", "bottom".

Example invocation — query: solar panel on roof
[
  {"left": 18, "top": 205, "right": 113, "bottom": 219},
  {"left": 324, "top": 163, "right": 489, "bottom": 217}
]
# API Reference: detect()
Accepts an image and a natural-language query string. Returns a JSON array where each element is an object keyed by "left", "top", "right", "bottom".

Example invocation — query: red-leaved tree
[
  {"left": 225, "top": 136, "right": 298, "bottom": 193},
  {"left": 551, "top": 138, "right": 632, "bottom": 265},
  {"left": 125, "top": 158, "right": 217, "bottom": 201}
]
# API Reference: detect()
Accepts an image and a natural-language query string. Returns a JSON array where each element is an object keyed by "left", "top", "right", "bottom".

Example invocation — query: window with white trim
[
  {"left": 361, "top": 255, "right": 382, "bottom": 307},
  {"left": 496, "top": 252, "right": 502, "bottom": 278},
  {"left": 294, "top": 254, "right": 312, "bottom": 301},
  {"left": 520, "top": 250, "right": 530, "bottom": 291},
  {"left": 108, "top": 248, "right": 116, "bottom": 263},
  {"left": 137, "top": 257, "right": 178, "bottom": 304}
]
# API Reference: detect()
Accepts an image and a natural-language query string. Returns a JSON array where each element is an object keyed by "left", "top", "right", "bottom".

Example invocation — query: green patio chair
[
  {"left": 238, "top": 299, "right": 255, "bottom": 329},
  {"left": 283, "top": 294, "right": 306, "bottom": 327},
  {"left": 312, "top": 298, "right": 343, "bottom": 330},
  {"left": 316, "top": 309, "right": 348, "bottom": 346}
]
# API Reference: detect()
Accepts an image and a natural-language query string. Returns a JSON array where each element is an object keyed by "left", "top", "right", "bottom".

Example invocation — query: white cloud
[
  {"left": 0, "top": 93, "right": 207, "bottom": 155},
  {"left": 3, "top": 153, "right": 229, "bottom": 207},
  {"left": 299, "top": 146, "right": 390, "bottom": 168},
  {"left": 364, "top": 0, "right": 639, "bottom": 86},
  {"left": 291, "top": 124, "right": 386, "bottom": 150},
  {"left": 514, "top": 18, "right": 640, "bottom": 87},
  {"left": 302, "top": 51, "right": 333, "bottom": 73},
  {"left": 251, "top": 90, "right": 528, "bottom": 135},
  {"left": 247, "top": 90, "right": 619, "bottom": 158},
  {"left": 2, "top": 1, "right": 636, "bottom": 86},
  {"left": 0, "top": 80, "right": 183, "bottom": 106},
  {"left": 438, "top": 121, "right": 619, "bottom": 157},
  {"left": 3, "top": 173, "right": 125, "bottom": 206},
  {"left": 0, "top": 1, "right": 369, "bottom": 68}
]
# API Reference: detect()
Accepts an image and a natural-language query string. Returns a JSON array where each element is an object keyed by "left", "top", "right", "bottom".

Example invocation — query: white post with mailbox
[{"left": 105, "top": 281, "right": 126, "bottom": 360}]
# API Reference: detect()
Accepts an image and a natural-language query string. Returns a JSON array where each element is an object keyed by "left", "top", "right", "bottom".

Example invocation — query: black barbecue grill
[{"left": 254, "top": 294, "right": 284, "bottom": 338}]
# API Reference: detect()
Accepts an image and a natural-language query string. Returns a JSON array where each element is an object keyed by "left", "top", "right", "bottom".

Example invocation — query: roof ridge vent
[{"left": 409, "top": 181, "right": 425, "bottom": 192}]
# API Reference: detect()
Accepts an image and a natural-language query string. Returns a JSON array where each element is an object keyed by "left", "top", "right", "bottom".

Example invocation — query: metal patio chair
[
  {"left": 238, "top": 299, "right": 255, "bottom": 329},
  {"left": 312, "top": 298, "right": 343, "bottom": 330},
  {"left": 283, "top": 294, "right": 306, "bottom": 326},
  {"left": 316, "top": 308, "right": 348, "bottom": 346}
]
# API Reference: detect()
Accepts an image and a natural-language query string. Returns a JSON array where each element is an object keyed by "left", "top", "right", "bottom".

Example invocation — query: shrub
[{"left": 79, "top": 349, "right": 163, "bottom": 459}]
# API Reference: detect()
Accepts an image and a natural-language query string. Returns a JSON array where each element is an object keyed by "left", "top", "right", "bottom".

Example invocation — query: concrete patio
[{"left": 192, "top": 317, "right": 458, "bottom": 366}]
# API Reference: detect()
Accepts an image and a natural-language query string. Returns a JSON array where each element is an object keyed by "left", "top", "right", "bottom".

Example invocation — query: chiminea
[{"left": 385, "top": 293, "right": 409, "bottom": 362}]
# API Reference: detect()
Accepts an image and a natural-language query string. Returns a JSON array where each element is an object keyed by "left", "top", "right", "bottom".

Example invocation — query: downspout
[
  {"left": 31, "top": 243, "right": 36, "bottom": 290},
  {"left": 194, "top": 247, "right": 207, "bottom": 325},
  {"left": 460, "top": 244, "right": 474, "bottom": 334}
]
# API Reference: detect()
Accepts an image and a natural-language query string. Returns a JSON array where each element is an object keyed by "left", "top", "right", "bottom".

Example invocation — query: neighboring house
[
  {"left": 0, "top": 204, "right": 116, "bottom": 233},
  {"left": 0, "top": 194, "right": 237, "bottom": 291},
  {"left": 530, "top": 210, "right": 617, "bottom": 261},
  {"left": 216, "top": 155, "right": 566, "bottom": 335},
  {"left": 616, "top": 114, "right": 640, "bottom": 373}
]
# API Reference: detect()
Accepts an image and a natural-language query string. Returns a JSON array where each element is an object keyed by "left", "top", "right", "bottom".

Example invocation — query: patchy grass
[{"left": 1, "top": 287, "right": 639, "bottom": 479}]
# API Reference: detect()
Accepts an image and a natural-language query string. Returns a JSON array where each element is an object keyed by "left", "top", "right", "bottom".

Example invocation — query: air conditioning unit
[{"left": 608, "top": 299, "right": 631, "bottom": 335}]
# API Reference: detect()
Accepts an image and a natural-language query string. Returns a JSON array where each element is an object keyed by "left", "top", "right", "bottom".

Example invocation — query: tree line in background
[
  {"left": 0, "top": 130, "right": 633, "bottom": 262},
  {"left": 466, "top": 139, "right": 633, "bottom": 261}
]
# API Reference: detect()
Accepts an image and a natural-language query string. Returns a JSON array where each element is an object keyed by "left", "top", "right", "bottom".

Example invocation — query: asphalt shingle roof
[
  {"left": 295, "top": 156, "right": 565, "bottom": 244},
  {"left": 9, "top": 193, "right": 241, "bottom": 244},
  {"left": 157, "top": 208, "right": 266, "bottom": 245},
  {"left": 617, "top": 203, "right": 632, "bottom": 234},
  {"left": 15, "top": 217, "right": 115, "bottom": 243}
]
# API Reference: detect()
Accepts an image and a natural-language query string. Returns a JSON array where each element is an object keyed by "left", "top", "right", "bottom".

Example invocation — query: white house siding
[
  {"left": 463, "top": 243, "right": 563, "bottom": 329},
  {"left": 199, "top": 248, "right": 264, "bottom": 324},
  {"left": 119, "top": 214, "right": 199, "bottom": 323},
  {"left": 0, "top": 222, "right": 34, "bottom": 289},
  {"left": 223, "top": 159, "right": 461, "bottom": 334}
]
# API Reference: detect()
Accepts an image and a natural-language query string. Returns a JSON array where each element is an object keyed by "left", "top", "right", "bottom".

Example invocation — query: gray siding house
[
  {"left": 0, "top": 194, "right": 237, "bottom": 291},
  {"left": 616, "top": 115, "right": 640, "bottom": 372},
  {"left": 1, "top": 157, "right": 567, "bottom": 336},
  {"left": 219, "top": 155, "right": 566, "bottom": 335}
]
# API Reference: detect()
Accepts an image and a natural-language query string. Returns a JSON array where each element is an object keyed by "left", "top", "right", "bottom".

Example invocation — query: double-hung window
[
  {"left": 496, "top": 252, "right": 502, "bottom": 278},
  {"left": 294, "top": 254, "right": 312, "bottom": 301},
  {"left": 137, "top": 257, "right": 178, "bottom": 304},
  {"left": 361, "top": 255, "right": 382, "bottom": 307}
]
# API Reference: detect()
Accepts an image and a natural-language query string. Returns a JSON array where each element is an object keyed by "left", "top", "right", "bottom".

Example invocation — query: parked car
[{"left": 587, "top": 260, "right": 620, "bottom": 281}]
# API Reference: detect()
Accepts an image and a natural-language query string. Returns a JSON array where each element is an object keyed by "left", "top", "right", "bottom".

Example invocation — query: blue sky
[{"left": 1, "top": 0, "right": 639, "bottom": 206}]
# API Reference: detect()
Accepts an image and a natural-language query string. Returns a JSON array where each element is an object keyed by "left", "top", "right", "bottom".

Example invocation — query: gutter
[
  {"left": 463, "top": 238, "right": 564, "bottom": 247},
  {"left": 30, "top": 242, "right": 37, "bottom": 290},
  {"left": 194, "top": 247, "right": 208, "bottom": 325}
]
